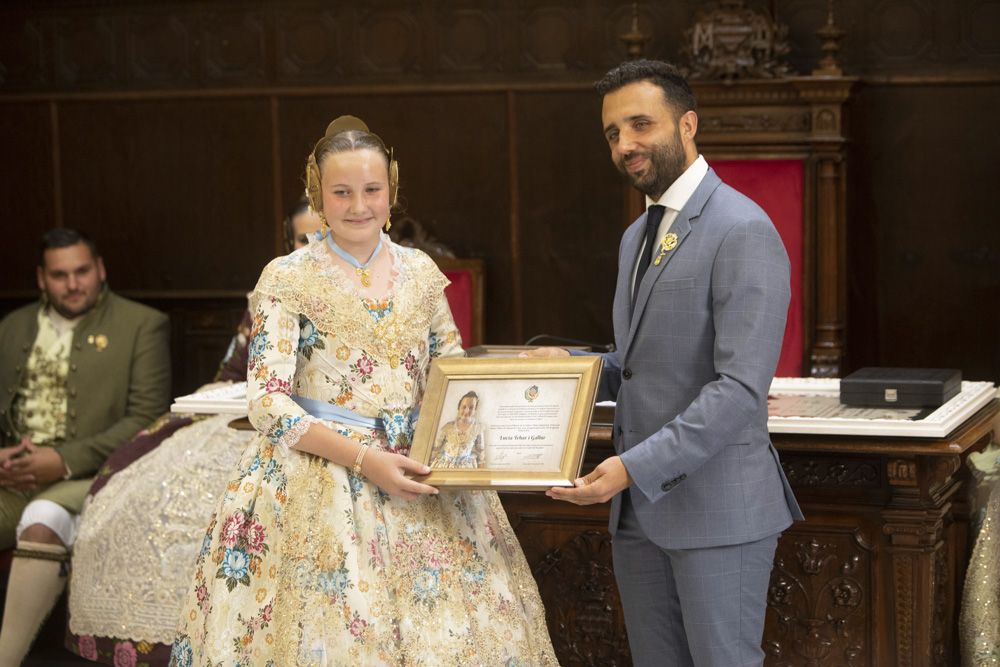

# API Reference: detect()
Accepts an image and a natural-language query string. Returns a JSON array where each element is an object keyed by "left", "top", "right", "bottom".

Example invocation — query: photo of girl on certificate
[{"left": 429, "top": 391, "right": 486, "bottom": 468}]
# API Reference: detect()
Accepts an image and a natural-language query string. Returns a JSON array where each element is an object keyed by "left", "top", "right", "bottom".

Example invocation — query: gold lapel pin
[
  {"left": 654, "top": 233, "right": 679, "bottom": 266},
  {"left": 87, "top": 334, "right": 109, "bottom": 351}
]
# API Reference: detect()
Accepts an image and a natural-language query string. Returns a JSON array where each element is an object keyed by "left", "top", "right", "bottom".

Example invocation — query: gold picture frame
[
  {"left": 410, "top": 355, "right": 603, "bottom": 490},
  {"left": 464, "top": 344, "right": 593, "bottom": 358}
]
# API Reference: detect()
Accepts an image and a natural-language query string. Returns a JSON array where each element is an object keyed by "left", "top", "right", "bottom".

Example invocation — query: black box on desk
[{"left": 840, "top": 367, "right": 962, "bottom": 409}]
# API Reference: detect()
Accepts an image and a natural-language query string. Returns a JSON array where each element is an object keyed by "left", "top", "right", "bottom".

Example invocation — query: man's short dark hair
[
  {"left": 595, "top": 59, "right": 698, "bottom": 116},
  {"left": 40, "top": 228, "right": 100, "bottom": 265}
]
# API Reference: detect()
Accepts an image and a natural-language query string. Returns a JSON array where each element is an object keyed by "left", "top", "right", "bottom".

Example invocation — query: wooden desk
[{"left": 499, "top": 400, "right": 999, "bottom": 667}]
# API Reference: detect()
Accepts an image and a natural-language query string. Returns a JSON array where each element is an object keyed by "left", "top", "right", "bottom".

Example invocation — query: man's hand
[
  {"left": 0, "top": 441, "right": 67, "bottom": 490},
  {"left": 546, "top": 455, "right": 632, "bottom": 505},
  {"left": 0, "top": 438, "right": 32, "bottom": 489}
]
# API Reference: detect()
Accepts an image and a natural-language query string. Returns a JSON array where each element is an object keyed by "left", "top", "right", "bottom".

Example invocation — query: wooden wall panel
[
  {"left": 0, "top": 102, "right": 54, "bottom": 290},
  {"left": 515, "top": 90, "right": 621, "bottom": 348},
  {"left": 849, "top": 83, "right": 1000, "bottom": 381},
  {"left": 1, "top": 0, "right": 998, "bottom": 383},
  {"left": 56, "top": 98, "right": 275, "bottom": 291}
]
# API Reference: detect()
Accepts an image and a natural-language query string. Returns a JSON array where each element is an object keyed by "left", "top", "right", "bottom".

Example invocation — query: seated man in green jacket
[{"left": 0, "top": 228, "right": 170, "bottom": 666}]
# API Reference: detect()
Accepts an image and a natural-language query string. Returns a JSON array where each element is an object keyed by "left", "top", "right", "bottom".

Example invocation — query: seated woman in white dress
[
  {"left": 169, "top": 116, "right": 557, "bottom": 666},
  {"left": 65, "top": 201, "right": 323, "bottom": 666}
]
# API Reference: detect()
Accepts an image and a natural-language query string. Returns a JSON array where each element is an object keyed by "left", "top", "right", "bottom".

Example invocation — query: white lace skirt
[{"left": 69, "top": 414, "right": 253, "bottom": 643}]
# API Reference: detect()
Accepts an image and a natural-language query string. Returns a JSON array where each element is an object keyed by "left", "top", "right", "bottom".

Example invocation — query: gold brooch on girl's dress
[
  {"left": 654, "top": 233, "right": 679, "bottom": 266},
  {"left": 87, "top": 334, "right": 109, "bottom": 351}
]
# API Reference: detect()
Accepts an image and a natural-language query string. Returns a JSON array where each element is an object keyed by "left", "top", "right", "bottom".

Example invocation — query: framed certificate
[{"left": 409, "top": 355, "right": 603, "bottom": 490}]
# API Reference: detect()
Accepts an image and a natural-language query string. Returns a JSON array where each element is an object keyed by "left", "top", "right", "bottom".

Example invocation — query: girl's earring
[{"left": 384, "top": 213, "right": 392, "bottom": 233}]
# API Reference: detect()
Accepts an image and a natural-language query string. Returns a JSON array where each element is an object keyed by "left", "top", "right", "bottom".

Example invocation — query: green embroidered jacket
[{"left": 0, "top": 289, "right": 171, "bottom": 476}]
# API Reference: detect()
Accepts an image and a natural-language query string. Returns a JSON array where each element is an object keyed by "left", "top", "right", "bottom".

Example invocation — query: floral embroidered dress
[
  {"left": 171, "top": 238, "right": 557, "bottom": 667},
  {"left": 429, "top": 420, "right": 485, "bottom": 469}
]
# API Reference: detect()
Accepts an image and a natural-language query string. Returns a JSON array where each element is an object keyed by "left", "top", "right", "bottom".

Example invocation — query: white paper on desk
[{"left": 171, "top": 381, "right": 248, "bottom": 415}]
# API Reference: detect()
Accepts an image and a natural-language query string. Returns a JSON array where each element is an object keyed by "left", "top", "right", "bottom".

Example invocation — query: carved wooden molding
[
  {"left": 927, "top": 455, "right": 961, "bottom": 493},
  {"left": 887, "top": 458, "right": 918, "bottom": 486},
  {"left": 766, "top": 530, "right": 873, "bottom": 666},
  {"left": 531, "top": 530, "right": 630, "bottom": 666},
  {"left": 932, "top": 549, "right": 949, "bottom": 666},
  {"left": 781, "top": 458, "right": 880, "bottom": 489},
  {"left": 882, "top": 508, "right": 945, "bottom": 548},
  {"left": 893, "top": 553, "right": 915, "bottom": 665},
  {"left": 698, "top": 108, "right": 810, "bottom": 134}
]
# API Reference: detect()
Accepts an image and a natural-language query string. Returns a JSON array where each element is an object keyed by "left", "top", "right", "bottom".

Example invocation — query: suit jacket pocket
[{"left": 651, "top": 277, "right": 695, "bottom": 293}]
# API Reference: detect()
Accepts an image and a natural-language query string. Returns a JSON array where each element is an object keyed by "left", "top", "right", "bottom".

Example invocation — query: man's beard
[
  {"left": 49, "top": 295, "right": 91, "bottom": 319},
  {"left": 617, "top": 139, "right": 687, "bottom": 200},
  {"left": 47, "top": 283, "right": 102, "bottom": 319}
]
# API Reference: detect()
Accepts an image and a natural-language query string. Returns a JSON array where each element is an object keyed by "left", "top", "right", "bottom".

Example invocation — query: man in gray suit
[{"left": 540, "top": 60, "right": 802, "bottom": 666}]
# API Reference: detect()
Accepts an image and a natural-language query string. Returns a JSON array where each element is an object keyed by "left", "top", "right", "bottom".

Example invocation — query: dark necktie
[{"left": 632, "top": 204, "right": 666, "bottom": 306}]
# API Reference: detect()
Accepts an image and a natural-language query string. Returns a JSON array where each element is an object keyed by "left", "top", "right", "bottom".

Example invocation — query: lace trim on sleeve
[{"left": 270, "top": 414, "right": 322, "bottom": 453}]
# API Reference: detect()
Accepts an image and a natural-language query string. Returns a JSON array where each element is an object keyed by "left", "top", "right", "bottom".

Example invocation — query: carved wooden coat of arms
[{"left": 681, "top": 0, "right": 791, "bottom": 80}]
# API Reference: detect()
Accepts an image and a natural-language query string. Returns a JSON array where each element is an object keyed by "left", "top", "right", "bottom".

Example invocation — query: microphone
[{"left": 523, "top": 334, "right": 615, "bottom": 353}]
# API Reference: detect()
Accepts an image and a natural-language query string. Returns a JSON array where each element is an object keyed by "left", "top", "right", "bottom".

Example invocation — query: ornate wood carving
[
  {"left": 2, "top": 1, "right": 1000, "bottom": 94},
  {"left": 54, "top": 15, "right": 118, "bottom": 85},
  {"left": 928, "top": 455, "right": 962, "bottom": 495},
  {"left": 681, "top": 0, "right": 790, "bottom": 80},
  {"left": 520, "top": 6, "right": 579, "bottom": 71},
  {"left": 887, "top": 458, "right": 918, "bottom": 486},
  {"left": 813, "top": 0, "right": 846, "bottom": 77},
  {"left": 357, "top": 8, "right": 422, "bottom": 74},
  {"left": 785, "top": 77, "right": 854, "bottom": 377},
  {"left": 276, "top": 10, "right": 342, "bottom": 80},
  {"left": 437, "top": 7, "right": 500, "bottom": 72},
  {"left": 202, "top": 12, "right": 266, "bottom": 81},
  {"left": 531, "top": 530, "right": 630, "bottom": 666},
  {"left": 781, "top": 458, "right": 880, "bottom": 489},
  {"left": 932, "top": 547, "right": 949, "bottom": 666},
  {"left": 618, "top": 3, "right": 650, "bottom": 60},
  {"left": 127, "top": 14, "right": 192, "bottom": 84},
  {"left": 882, "top": 460, "right": 955, "bottom": 667},
  {"left": 765, "top": 530, "right": 873, "bottom": 667},
  {"left": 892, "top": 552, "right": 916, "bottom": 665},
  {"left": 698, "top": 108, "right": 810, "bottom": 133}
]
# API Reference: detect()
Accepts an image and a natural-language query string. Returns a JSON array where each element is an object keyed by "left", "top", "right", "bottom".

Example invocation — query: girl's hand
[{"left": 361, "top": 449, "right": 439, "bottom": 501}]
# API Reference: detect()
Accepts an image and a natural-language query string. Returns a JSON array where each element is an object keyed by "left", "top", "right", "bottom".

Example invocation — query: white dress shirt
[{"left": 630, "top": 154, "right": 709, "bottom": 295}]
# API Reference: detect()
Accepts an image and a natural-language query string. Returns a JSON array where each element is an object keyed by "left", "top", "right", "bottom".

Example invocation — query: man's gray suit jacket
[{"left": 600, "top": 167, "right": 803, "bottom": 550}]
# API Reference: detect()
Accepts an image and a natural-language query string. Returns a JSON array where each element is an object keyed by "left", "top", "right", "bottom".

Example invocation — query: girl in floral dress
[{"left": 170, "top": 117, "right": 558, "bottom": 666}]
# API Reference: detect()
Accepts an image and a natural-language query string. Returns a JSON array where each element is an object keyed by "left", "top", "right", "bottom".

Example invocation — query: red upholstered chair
[
  {"left": 712, "top": 160, "right": 805, "bottom": 377},
  {"left": 660, "top": 77, "right": 855, "bottom": 378},
  {"left": 388, "top": 214, "right": 485, "bottom": 349},
  {"left": 436, "top": 257, "right": 485, "bottom": 348}
]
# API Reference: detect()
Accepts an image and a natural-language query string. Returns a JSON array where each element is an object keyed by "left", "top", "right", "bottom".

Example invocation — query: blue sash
[{"left": 291, "top": 395, "right": 384, "bottom": 431}]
